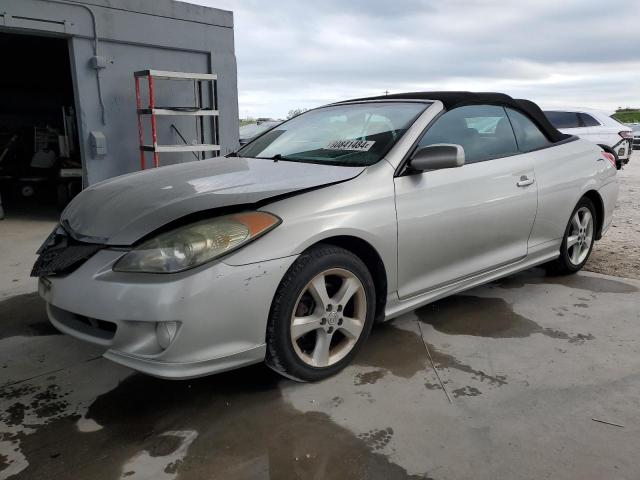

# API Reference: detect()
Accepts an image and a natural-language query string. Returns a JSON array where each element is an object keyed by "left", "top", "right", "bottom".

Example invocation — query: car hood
[{"left": 62, "top": 157, "right": 364, "bottom": 245}]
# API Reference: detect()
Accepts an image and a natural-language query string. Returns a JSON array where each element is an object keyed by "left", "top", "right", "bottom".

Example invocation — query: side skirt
[{"left": 384, "top": 244, "right": 559, "bottom": 321}]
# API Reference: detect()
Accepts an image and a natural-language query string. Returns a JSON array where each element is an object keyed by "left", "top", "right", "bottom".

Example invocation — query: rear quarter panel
[
  {"left": 588, "top": 127, "right": 620, "bottom": 146},
  {"left": 529, "top": 138, "right": 614, "bottom": 247}
]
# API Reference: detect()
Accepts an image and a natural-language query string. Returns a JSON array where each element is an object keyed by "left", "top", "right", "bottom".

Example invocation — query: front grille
[
  {"left": 31, "top": 225, "right": 104, "bottom": 277},
  {"left": 49, "top": 304, "right": 117, "bottom": 342},
  {"left": 73, "top": 314, "right": 117, "bottom": 336}
]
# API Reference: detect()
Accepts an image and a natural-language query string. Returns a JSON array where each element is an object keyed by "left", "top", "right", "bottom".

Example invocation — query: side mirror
[{"left": 408, "top": 144, "right": 465, "bottom": 172}]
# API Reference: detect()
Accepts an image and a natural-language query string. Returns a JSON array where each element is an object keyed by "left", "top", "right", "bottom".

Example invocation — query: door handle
[{"left": 517, "top": 176, "right": 535, "bottom": 187}]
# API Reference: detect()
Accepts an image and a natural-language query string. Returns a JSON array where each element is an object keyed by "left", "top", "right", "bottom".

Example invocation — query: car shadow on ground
[{"left": 1, "top": 362, "right": 431, "bottom": 479}]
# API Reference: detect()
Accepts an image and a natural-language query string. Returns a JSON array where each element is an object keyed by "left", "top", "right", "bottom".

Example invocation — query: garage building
[{"left": 0, "top": 0, "right": 238, "bottom": 215}]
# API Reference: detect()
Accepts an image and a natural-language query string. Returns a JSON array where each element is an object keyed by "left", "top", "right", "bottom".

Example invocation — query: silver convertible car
[{"left": 33, "top": 92, "right": 619, "bottom": 382}]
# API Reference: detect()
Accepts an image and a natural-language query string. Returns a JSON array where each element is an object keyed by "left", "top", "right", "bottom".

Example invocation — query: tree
[{"left": 287, "top": 108, "right": 308, "bottom": 119}]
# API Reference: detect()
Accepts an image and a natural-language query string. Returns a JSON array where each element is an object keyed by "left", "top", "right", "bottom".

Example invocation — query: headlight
[{"left": 113, "top": 211, "right": 280, "bottom": 273}]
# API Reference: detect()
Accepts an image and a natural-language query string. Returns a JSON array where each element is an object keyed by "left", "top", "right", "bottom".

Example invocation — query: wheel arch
[
  {"left": 582, "top": 190, "right": 605, "bottom": 240},
  {"left": 309, "top": 235, "right": 388, "bottom": 322}
]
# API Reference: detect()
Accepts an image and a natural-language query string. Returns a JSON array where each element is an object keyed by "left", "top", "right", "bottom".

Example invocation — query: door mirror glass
[{"left": 409, "top": 144, "right": 465, "bottom": 171}]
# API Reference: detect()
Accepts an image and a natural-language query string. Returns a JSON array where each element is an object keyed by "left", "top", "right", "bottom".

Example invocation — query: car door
[{"left": 394, "top": 105, "right": 538, "bottom": 299}]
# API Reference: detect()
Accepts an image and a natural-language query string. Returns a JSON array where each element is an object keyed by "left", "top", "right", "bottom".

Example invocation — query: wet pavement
[{"left": 1, "top": 268, "right": 639, "bottom": 479}]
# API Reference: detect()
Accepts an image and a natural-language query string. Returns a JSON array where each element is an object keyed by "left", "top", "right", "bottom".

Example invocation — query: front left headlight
[{"left": 113, "top": 211, "right": 281, "bottom": 273}]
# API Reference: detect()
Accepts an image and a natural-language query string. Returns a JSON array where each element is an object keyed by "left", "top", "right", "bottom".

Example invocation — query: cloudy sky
[{"left": 186, "top": 0, "right": 640, "bottom": 119}]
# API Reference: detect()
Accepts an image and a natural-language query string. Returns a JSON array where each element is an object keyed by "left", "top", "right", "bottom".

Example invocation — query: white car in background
[
  {"left": 629, "top": 123, "right": 640, "bottom": 151},
  {"left": 544, "top": 108, "right": 633, "bottom": 168}
]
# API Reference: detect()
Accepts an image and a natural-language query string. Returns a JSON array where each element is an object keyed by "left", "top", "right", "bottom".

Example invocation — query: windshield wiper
[{"left": 256, "top": 154, "right": 283, "bottom": 161}]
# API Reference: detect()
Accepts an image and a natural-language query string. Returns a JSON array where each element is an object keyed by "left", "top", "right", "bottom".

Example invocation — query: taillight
[
  {"left": 619, "top": 131, "right": 633, "bottom": 139},
  {"left": 601, "top": 151, "right": 616, "bottom": 167}
]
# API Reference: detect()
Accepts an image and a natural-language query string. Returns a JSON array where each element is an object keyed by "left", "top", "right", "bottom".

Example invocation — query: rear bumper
[{"left": 613, "top": 138, "right": 632, "bottom": 160}]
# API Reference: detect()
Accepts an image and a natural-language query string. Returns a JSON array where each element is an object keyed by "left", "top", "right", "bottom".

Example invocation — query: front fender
[{"left": 223, "top": 162, "right": 398, "bottom": 292}]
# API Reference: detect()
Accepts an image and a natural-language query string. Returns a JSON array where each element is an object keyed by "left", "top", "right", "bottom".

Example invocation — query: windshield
[
  {"left": 237, "top": 102, "right": 429, "bottom": 166},
  {"left": 240, "top": 122, "right": 279, "bottom": 139}
]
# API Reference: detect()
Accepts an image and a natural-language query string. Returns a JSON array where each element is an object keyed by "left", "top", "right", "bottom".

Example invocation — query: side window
[
  {"left": 417, "top": 105, "right": 518, "bottom": 164},
  {"left": 506, "top": 108, "right": 551, "bottom": 152},
  {"left": 544, "top": 111, "right": 580, "bottom": 129},
  {"left": 578, "top": 113, "right": 600, "bottom": 127}
]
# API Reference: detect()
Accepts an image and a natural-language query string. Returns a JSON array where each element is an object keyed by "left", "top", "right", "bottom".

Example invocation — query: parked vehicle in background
[
  {"left": 629, "top": 124, "right": 640, "bottom": 151},
  {"left": 33, "top": 92, "right": 618, "bottom": 382},
  {"left": 239, "top": 119, "right": 281, "bottom": 146},
  {"left": 544, "top": 108, "right": 633, "bottom": 168}
]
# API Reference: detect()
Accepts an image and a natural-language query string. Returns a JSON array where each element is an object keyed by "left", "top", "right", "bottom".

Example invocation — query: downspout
[{"left": 35, "top": 0, "right": 107, "bottom": 125}]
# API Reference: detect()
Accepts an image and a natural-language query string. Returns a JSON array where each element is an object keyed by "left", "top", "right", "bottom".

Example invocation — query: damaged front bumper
[{"left": 39, "top": 249, "right": 298, "bottom": 379}]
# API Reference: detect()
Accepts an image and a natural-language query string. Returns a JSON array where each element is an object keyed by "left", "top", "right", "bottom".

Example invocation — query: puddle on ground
[
  {"left": 355, "top": 323, "right": 428, "bottom": 379},
  {"left": 1, "top": 384, "right": 70, "bottom": 427},
  {"left": 355, "top": 323, "right": 508, "bottom": 387},
  {"left": 417, "top": 296, "right": 537, "bottom": 338},
  {"left": 451, "top": 386, "right": 482, "bottom": 398},
  {"left": 494, "top": 268, "right": 637, "bottom": 294},
  {"left": 120, "top": 430, "right": 199, "bottom": 480},
  {"left": 427, "top": 342, "right": 507, "bottom": 386},
  {"left": 3, "top": 366, "right": 431, "bottom": 480},
  {"left": 145, "top": 433, "right": 187, "bottom": 458},
  {"left": 358, "top": 427, "right": 394, "bottom": 451},
  {"left": 0, "top": 293, "right": 60, "bottom": 339},
  {"left": 417, "top": 295, "right": 595, "bottom": 344},
  {"left": 354, "top": 369, "right": 387, "bottom": 386}
]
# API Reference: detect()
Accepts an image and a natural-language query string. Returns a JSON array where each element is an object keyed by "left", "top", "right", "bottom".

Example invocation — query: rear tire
[
  {"left": 266, "top": 244, "right": 376, "bottom": 382},
  {"left": 546, "top": 197, "right": 596, "bottom": 275}
]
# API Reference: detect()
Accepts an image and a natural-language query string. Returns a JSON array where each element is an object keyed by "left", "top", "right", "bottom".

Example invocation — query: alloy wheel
[
  {"left": 567, "top": 206, "right": 594, "bottom": 266},
  {"left": 290, "top": 268, "right": 367, "bottom": 368}
]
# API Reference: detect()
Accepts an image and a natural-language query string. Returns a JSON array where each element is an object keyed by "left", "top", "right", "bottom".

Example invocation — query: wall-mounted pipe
[{"left": 34, "top": 0, "right": 107, "bottom": 125}]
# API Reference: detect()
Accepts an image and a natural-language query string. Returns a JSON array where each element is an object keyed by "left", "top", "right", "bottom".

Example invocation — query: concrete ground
[
  {"left": 0, "top": 152, "right": 639, "bottom": 479},
  {"left": 0, "top": 204, "right": 57, "bottom": 300},
  {"left": 1, "top": 270, "right": 639, "bottom": 479}
]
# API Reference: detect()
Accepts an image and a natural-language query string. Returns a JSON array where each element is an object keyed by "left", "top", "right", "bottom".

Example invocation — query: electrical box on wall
[
  {"left": 90, "top": 55, "right": 107, "bottom": 69},
  {"left": 89, "top": 131, "right": 107, "bottom": 157}
]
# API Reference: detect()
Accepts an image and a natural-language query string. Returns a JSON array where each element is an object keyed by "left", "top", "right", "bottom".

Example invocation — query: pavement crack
[
  {"left": 0, "top": 355, "right": 102, "bottom": 390},
  {"left": 416, "top": 320, "right": 452, "bottom": 404}
]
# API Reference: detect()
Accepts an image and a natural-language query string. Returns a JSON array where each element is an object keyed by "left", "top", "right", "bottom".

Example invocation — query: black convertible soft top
[{"left": 337, "top": 91, "right": 570, "bottom": 143}]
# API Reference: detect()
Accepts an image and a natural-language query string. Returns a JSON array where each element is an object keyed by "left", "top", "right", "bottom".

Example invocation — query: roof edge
[{"left": 63, "top": 0, "right": 234, "bottom": 28}]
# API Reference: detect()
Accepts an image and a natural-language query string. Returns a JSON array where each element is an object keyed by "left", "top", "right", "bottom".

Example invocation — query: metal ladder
[{"left": 134, "top": 70, "right": 220, "bottom": 169}]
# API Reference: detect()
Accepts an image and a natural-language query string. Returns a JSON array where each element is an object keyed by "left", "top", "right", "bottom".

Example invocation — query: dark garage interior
[{"left": 0, "top": 32, "right": 81, "bottom": 218}]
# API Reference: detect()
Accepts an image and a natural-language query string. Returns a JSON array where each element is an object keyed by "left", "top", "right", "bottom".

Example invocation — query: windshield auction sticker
[{"left": 325, "top": 140, "right": 375, "bottom": 151}]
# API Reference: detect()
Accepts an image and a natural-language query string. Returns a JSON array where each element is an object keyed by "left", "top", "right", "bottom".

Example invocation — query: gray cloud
[{"left": 186, "top": 0, "right": 640, "bottom": 118}]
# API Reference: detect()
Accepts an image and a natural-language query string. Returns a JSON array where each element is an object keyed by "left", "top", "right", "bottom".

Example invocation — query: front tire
[
  {"left": 546, "top": 197, "right": 596, "bottom": 275},
  {"left": 266, "top": 244, "right": 376, "bottom": 382}
]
